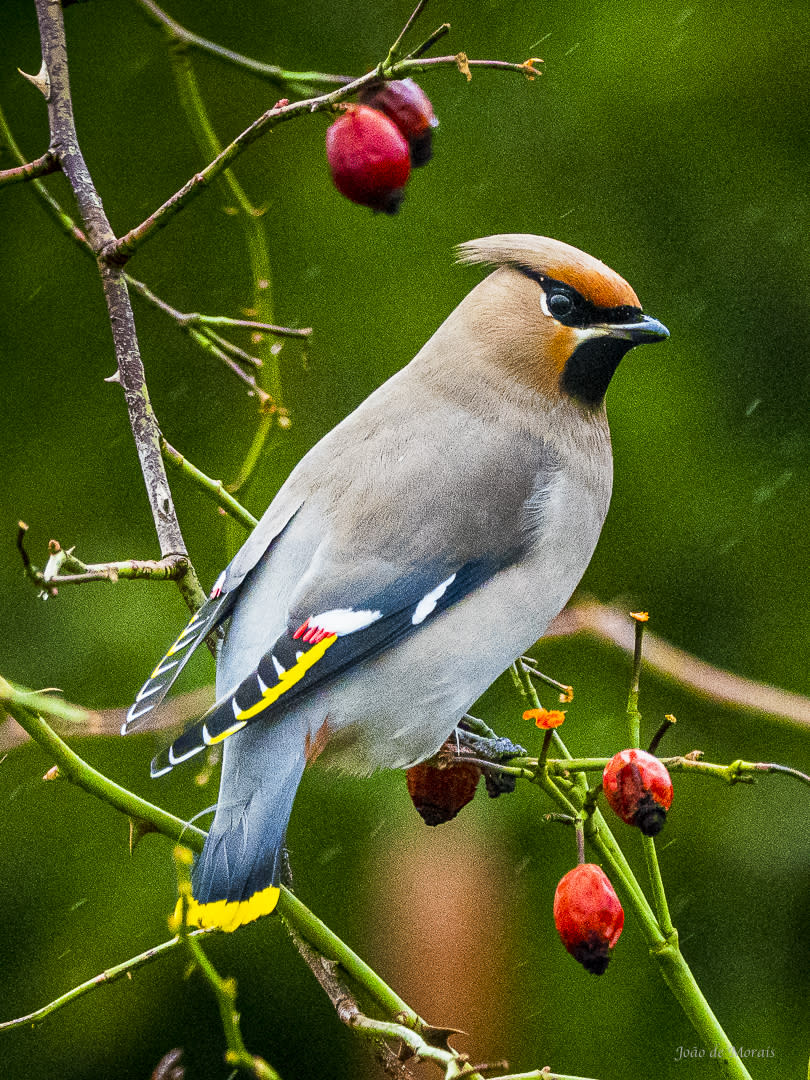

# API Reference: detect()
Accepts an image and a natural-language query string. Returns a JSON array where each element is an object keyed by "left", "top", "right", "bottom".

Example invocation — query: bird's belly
[{"left": 314, "top": 515, "right": 603, "bottom": 774}]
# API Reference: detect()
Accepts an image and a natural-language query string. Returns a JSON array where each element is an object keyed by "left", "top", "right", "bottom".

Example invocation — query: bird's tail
[{"left": 180, "top": 718, "right": 308, "bottom": 932}]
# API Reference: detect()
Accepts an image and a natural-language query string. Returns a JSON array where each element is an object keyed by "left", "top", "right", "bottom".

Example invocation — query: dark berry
[
  {"left": 406, "top": 756, "right": 481, "bottom": 825},
  {"left": 359, "top": 78, "right": 438, "bottom": 167}
]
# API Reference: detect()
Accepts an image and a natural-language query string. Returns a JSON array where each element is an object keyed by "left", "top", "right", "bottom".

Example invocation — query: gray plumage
[{"left": 128, "top": 234, "right": 668, "bottom": 929}]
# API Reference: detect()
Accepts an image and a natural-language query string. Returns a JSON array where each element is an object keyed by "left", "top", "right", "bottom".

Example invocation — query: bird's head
[{"left": 454, "top": 234, "right": 669, "bottom": 408}]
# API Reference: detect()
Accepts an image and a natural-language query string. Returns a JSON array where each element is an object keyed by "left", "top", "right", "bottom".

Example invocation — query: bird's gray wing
[
  {"left": 123, "top": 495, "right": 304, "bottom": 732},
  {"left": 149, "top": 552, "right": 503, "bottom": 776}
]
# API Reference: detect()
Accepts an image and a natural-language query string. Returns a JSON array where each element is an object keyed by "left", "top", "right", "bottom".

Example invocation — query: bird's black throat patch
[{"left": 560, "top": 336, "right": 634, "bottom": 408}]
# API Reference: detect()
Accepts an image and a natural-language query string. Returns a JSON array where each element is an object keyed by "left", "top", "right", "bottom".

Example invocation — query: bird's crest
[{"left": 456, "top": 234, "right": 641, "bottom": 311}]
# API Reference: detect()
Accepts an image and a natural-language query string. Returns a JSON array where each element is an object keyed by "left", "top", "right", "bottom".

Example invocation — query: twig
[
  {"left": 132, "top": 0, "right": 352, "bottom": 92},
  {"left": 0, "top": 104, "right": 269, "bottom": 408},
  {"left": 284, "top": 927, "right": 420, "bottom": 1080},
  {"left": 161, "top": 438, "right": 259, "bottom": 530},
  {"left": 108, "top": 56, "right": 535, "bottom": 262},
  {"left": 123, "top": 276, "right": 274, "bottom": 403},
  {"left": 519, "top": 657, "right": 573, "bottom": 703},
  {"left": 18, "top": 526, "right": 192, "bottom": 596},
  {"left": 167, "top": 44, "right": 285, "bottom": 492},
  {"left": 648, "top": 714, "right": 677, "bottom": 755},
  {"left": 384, "top": 1, "right": 430, "bottom": 69},
  {"left": 403, "top": 23, "right": 451, "bottom": 62},
  {"left": 186, "top": 314, "right": 312, "bottom": 339},
  {"left": 2, "top": 685, "right": 207, "bottom": 847},
  {"left": 186, "top": 326, "right": 274, "bottom": 408},
  {"left": 627, "top": 612, "right": 647, "bottom": 747},
  {"left": 0, "top": 930, "right": 209, "bottom": 1032},
  {"left": 30, "top": 0, "right": 204, "bottom": 613},
  {"left": 0, "top": 149, "right": 57, "bottom": 186},
  {"left": 2, "top": 692, "right": 426, "bottom": 1040}
]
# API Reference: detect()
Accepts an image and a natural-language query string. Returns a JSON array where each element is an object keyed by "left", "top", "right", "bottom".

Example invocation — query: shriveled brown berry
[
  {"left": 326, "top": 105, "right": 411, "bottom": 213},
  {"left": 406, "top": 758, "right": 482, "bottom": 825}
]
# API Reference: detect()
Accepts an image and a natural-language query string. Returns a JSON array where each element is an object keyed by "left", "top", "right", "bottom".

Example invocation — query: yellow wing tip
[{"left": 174, "top": 885, "right": 281, "bottom": 932}]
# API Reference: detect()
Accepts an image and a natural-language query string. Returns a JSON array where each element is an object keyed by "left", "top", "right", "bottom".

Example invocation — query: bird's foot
[{"left": 452, "top": 723, "right": 526, "bottom": 797}]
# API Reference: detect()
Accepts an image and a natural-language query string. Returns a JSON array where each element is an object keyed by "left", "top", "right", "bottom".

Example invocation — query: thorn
[
  {"left": 104, "top": 370, "right": 122, "bottom": 384},
  {"left": 129, "top": 816, "right": 159, "bottom": 853},
  {"left": 18, "top": 62, "right": 50, "bottom": 97}
]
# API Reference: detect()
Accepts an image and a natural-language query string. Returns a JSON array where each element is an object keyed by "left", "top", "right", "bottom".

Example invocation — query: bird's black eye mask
[{"left": 515, "top": 265, "right": 643, "bottom": 329}]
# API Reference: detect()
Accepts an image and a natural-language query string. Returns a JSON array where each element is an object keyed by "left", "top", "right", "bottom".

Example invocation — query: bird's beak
[{"left": 603, "top": 314, "right": 670, "bottom": 345}]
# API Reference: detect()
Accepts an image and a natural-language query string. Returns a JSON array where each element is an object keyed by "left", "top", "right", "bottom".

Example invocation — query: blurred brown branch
[
  {"left": 546, "top": 599, "right": 810, "bottom": 728},
  {"left": 5, "top": 600, "right": 809, "bottom": 754}
]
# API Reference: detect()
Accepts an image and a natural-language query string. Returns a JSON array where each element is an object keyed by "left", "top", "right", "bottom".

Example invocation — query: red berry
[
  {"left": 359, "top": 78, "right": 438, "bottom": 166},
  {"left": 603, "top": 748, "right": 674, "bottom": 836},
  {"left": 406, "top": 756, "right": 481, "bottom": 826},
  {"left": 553, "top": 864, "right": 624, "bottom": 975},
  {"left": 326, "top": 105, "right": 411, "bottom": 213}
]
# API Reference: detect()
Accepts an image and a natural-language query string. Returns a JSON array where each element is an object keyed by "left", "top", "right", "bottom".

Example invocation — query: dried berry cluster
[{"left": 326, "top": 79, "right": 438, "bottom": 213}]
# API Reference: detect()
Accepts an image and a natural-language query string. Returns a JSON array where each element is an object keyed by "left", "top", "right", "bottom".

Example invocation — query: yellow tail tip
[{"left": 174, "top": 885, "right": 281, "bottom": 932}]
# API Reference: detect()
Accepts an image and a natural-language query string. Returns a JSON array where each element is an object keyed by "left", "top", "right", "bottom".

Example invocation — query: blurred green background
[{"left": 2, "top": 0, "right": 809, "bottom": 1077}]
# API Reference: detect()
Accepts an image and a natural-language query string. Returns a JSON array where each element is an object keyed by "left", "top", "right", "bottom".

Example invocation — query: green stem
[
  {"left": 170, "top": 48, "right": 285, "bottom": 553},
  {"left": 627, "top": 615, "right": 645, "bottom": 748},
  {"left": 161, "top": 437, "right": 258, "bottom": 530},
  {"left": 652, "top": 936, "right": 754, "bottom": 1080},
  {"left": 0, "top": 930, "right": 208, "bottom": 1032},
  {"left": 4, "top": 697, "right": 206, "bottom": 847},
  {"left": 278, "top": 890, "right": 421, "bottom": 1029},
  {"left": 641, "top": 835, "right": 674, "bottom": 937},
  {"left": 513, "top": 663, "right": 752, "bottom": 1077},
  {"left": 6, "top": 688, "right": 422, "bottom": 1034},
  {"left": 133, "top": 0, "right": 352, "bottom": 92}
]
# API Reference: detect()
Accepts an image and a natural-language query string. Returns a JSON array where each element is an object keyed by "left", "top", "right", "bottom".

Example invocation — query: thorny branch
[
  {"left": 110, "top": 20, "right": 538, "bottom": 260},
  {"left": 1, "top": 692, "right": 603, "bottom": 1080},
  {"left": 28, "top": 0, "right": 205, "bottom": 613}
]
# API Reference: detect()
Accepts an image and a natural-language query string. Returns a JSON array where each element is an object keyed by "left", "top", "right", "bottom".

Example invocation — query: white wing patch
[
  {"left": 309, "top": 608, "right": 383, "bottom": 635},
  {"left": 412, "top": 574, "right": 457, "bottom": 625}
]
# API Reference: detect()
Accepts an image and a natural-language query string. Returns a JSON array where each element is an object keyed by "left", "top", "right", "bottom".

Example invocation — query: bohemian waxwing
[{"left": 125, "top": 234, "right": 668, "bottom": 931}]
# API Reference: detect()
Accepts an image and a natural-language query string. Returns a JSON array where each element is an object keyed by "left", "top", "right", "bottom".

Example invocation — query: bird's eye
[{"left": 547, "top": 290, "right": 575, "bottom": 318}]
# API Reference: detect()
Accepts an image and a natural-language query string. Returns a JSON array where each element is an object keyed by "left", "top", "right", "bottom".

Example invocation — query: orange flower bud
[{"left": 523, "top": 707, "right": 566, "bottom": 729}]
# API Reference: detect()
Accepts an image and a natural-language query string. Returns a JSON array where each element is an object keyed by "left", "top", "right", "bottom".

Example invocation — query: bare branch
[
  {"left": 132, "top": 0, "right": 352, "bottom": 91},
  {"left": 0, "top": 149, "right": 57, "bottom": 186},
  {"left": 32, "top": 0, "right": 204, "bottom": 611}
]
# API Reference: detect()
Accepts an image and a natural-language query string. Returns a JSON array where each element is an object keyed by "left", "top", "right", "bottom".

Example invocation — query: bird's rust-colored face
[{"left": 457, "top": 235, "right": 669, "bottom": 406}]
